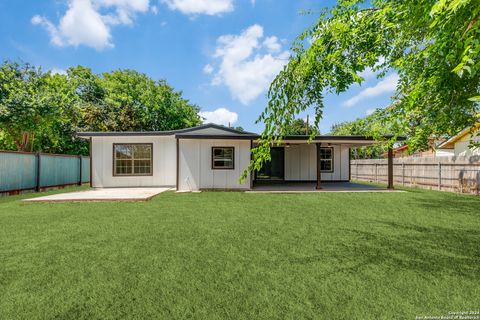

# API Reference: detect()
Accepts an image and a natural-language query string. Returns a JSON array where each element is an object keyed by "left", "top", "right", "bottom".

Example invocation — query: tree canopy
[
  {"left": 244, "top": 0, "right": 480, "bottom": 179},
  {"left": 283, "top": 118, "right": 319, "bottom": 136},
  {"left": 0, "top": 61, "right": 201, "bottom": 155},
  {"left": 329, "top": 110, "right": 403, "bottom": 158}
]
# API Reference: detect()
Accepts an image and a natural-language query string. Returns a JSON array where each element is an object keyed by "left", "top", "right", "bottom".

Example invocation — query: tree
[
  {"left": 81, "top": 69, "right": 201, "bottom": 132},
  {"left": 0, "top": 61, "right": 202, "bottom": 155},
  {"left": 329, "top": 110, "right": 402, "bottom": 158},
  {"left": 232, "top": 126, "right": 245, "bottom": 132},
  {"left": 244, "top": 0, "right": 480, "bottom": 179},
  {"left": 34, "top": 71, "right": 83, "bottom": 155},
  {"left": 283, "top": 118, "right": 319, "bottom": 135},
  {"left": 0, "top": 61, "right": 65, "bottom": 151}
]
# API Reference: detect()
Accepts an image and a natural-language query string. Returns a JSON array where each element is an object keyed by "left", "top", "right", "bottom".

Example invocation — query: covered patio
[{"left": 250, "top": 135, "right": 402, "bottom": 192}]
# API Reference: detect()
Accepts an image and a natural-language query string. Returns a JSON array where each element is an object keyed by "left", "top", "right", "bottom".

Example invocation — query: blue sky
[{"left": 0, "top": 0, "right": 398, "bottom": 133}]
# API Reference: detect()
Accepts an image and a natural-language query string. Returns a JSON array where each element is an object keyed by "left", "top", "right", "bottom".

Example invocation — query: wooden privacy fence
[
  {"left": 0, "top": 150, "right": 90, "bottom": 195},
  {"left": 351, "top": 156, "right": 480, "bottom": 195}
]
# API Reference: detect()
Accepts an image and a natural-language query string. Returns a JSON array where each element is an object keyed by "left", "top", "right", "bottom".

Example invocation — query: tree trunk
[{"left": 12, "top": 132, "right": 32, "bottom": 151}]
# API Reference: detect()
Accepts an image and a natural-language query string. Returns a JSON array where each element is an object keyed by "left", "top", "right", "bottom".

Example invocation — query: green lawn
[{"left": 0, "top": 187, "right": 479, "bottom": 319}]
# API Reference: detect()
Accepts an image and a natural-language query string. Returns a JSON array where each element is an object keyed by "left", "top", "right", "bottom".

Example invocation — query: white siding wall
[
  {"left": 454, "top": 132, "right": 480, "bottom": 156},
  {"left": 91, "top": 136, "right": 176, "bottom": 188},
  {"left": 284, "top": 144, "right": 350, "bottom": 181},
  {"left": 435, "top": 149, "right": 455, "bottom": 157},
  {"left": 178, "top": 139, "right": 251, "bottom": 191},
  {"left": 90, "top": 136, "right": 352, "bottom": 189}
]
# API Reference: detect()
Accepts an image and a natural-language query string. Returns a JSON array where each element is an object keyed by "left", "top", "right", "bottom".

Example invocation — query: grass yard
[{"left": 0, "top": 187, "right": 479, "bottom": 319}]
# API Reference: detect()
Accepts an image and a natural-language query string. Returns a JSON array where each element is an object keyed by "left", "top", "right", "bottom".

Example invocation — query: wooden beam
[
  {"left": 387, "top": 146, "right": 394, "bottom": 189},
  {"left": 316, "top": 143, "right": 322, "bottom": 190},
  {"left": 348, "top": 147, "right": 351, "bottom": 182}
]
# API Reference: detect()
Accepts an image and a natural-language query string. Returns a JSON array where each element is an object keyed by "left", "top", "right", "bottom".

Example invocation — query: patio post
[
  {"left": 250, "top": 139, "right": 254, "bottom": 190},
  {"left": 89, "top": 137, "right": 93, "bottom": 188},
  {"left": 176, "top": 138, "right": 179, "bottom": 191},
  {"left": 387, "top": 146, "right": 394, "bottom": 189},
  {"left": 316, "top": 143, "right": 322, "bottom": 190}
]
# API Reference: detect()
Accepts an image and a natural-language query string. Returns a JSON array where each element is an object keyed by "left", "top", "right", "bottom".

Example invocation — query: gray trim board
[{"left": 175, "top": 134, "right": 258, "bottom": 140}]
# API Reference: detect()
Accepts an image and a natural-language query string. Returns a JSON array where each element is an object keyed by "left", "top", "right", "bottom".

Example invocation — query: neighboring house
[
  {"left": 437, "top": 123, "right": 480, "bottom": 156},
  {"left": 77, "top": 123, "right": 394, "bottom": 191}
]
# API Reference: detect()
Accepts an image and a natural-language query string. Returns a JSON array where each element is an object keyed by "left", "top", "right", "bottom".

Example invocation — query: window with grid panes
[
  {"left": 113, "top": 144, "right": 152, "bottom": 176},
  {"left": 319, "top": 147, "right": 333, "bottom": 172}
]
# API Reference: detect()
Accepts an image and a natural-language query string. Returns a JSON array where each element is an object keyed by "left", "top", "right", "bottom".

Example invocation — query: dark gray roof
[
  {"left": 77, "top": 123, "right": 405, "bottom": 141},
  {"left": 76, "top": 123, "right": 256, "bottom": 137}
]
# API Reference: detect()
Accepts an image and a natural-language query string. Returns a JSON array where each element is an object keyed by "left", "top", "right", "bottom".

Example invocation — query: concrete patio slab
[
  {"left": 247, "top": 182, "right": 404, "bottom": 193},
  {"left": 23, "top": 187, "right": 171, "bottom": 202}
]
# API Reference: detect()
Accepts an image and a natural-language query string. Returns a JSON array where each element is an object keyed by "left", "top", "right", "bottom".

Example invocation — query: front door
[{"left": 255, "top": 147, "right": 284, "bottom": 181}]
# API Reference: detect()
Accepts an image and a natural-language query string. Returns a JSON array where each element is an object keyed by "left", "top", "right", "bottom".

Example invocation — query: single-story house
[
  {"left": 77, "top": 123, "right": 400, "bottom": 191},
  {"left": 437, "top": 123, "right": 480, "bottom": 156}
]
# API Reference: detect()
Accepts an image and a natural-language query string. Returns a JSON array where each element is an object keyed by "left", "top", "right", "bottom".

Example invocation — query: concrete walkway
[{"left": 23, "top": 187, "right": 171, "bottom": 202}]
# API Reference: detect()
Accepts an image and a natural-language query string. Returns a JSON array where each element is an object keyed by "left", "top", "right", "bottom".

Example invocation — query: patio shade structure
[{"left": 252, "top": 135, "right": 403, "bottom": 190}]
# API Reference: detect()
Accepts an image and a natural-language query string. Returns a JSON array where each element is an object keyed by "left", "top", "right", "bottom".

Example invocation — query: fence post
[
  {"left": 375, "top": 163, "right": 378, "bottom": 182},
  {"left": 438, "top": 162, "right": 442, "bottom": 191},
  {"left": 35, "top": 152, "right": 41, "bottom": 192},
  {"left": 402, "top": 163, "right": 405, "bottom": 186},
  {"left": 78, "top": 155, "right": 82, "bottom": 186},
  {"left": 476, "top": 172, "right": 479, "bottom": 196}
]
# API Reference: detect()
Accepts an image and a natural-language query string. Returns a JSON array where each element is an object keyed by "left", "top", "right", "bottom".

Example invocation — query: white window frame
[{"left": 319, "top": 147, "right": 334, "bottom": 173}]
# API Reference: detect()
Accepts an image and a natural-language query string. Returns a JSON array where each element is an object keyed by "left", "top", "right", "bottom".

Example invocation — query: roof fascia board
[{"left": 437, "top": 123, "right": 480, "bottom": 149}]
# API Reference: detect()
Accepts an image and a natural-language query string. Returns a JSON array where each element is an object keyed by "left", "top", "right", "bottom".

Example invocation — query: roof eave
[{"left": 437, "top": 122, "right": 480, "bottom": 149}]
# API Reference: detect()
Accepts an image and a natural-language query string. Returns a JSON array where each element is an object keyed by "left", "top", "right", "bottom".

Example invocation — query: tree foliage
[
  {"left": 283, "top": 118, "right": 319, "bottom": 135},
  {"left": 329, "top": 110, "right": 403, "bottom": 158},
  {"left": 243, "top": 0, "right": 480, "bottom": 180},
  {"left": 0, "top": 61, "right": 201, "bottom": 155},
  {"left": 0, "top": 62, "right": 70, "bottom": 151}
]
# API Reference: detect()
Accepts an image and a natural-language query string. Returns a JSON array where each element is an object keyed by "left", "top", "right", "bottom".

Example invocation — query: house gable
[
  {"left": 176, "top": 123, "right": 255, "bottom": 136},
  {"left": 179, "top": 127, "right": 245, "bottom": 136},
  {"left": 438, "top": 123, "right": 480, "bottom": 149}
]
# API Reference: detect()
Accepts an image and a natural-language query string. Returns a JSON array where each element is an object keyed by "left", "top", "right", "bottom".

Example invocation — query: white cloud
[
  {"left": 343, "top": 74, "right": 399, "bottom": 108},
  {"left": 50, "top": 68, "right": 67, "bottom": 75},
  {"left": 263, "top": 36, "right": 281, "bottom": 53},
  {"left": 199, "top": 108, "right": 238, "bottom": 126},
  {"left": 358, "top": 67, "right": 376, "bottom": 80},
  {"left": 366, "top": 108, "right": 376, "bottom": 116},
  {"left": 358, "top": 57, "right": 386, "bottom": 80},
  {"left": 208, "top": 24, "right": 289, "bottom": 105},
  {"left": 31, "top": 15, "right": 64, "bottom": 47},
  {"left": 161, "top": 0, "right": 233, "bottom": 15},
  {"left": 32, "top": 0, "right": 150, "bottom": 50},
  {"left": 151, "top": 5, "right": 159, "bottom": 14},
  {"left": 99, "top": 0, "right": 149, "bottom": 24},
  {"left": 203, "top": 64, "right": 214, "bottom": 74}
]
